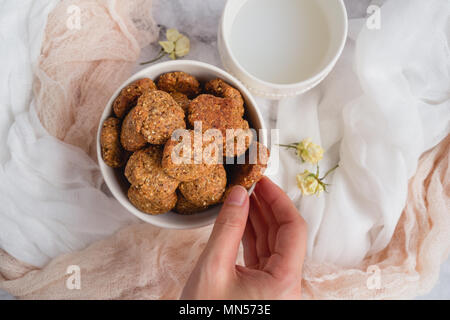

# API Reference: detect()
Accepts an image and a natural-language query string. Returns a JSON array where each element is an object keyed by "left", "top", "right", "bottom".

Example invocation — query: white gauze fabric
[
  {"left": 270, "top": 0, "right": 450, "bottom": 266},
  {"left": 0, "top": 0, "right": 158, "bottom": 267}
]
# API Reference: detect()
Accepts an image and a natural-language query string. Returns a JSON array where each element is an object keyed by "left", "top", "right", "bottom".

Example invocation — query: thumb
[{"left": 202, "top": 186, "right": 249, "bottom": 268}]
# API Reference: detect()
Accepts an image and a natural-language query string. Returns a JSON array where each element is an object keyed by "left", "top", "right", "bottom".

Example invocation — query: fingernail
[{"left": 225, "top": 186, "right": 247, "bottom": 206}]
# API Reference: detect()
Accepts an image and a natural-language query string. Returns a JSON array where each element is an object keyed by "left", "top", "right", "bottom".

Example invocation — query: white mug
[{"left": 218, "top": 0, "right": 348, "bottom": 99}]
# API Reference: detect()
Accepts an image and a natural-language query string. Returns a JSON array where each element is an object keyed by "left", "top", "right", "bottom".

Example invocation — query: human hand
[{"left": 180, "top": 177, "right": 307, "bottom": 300}]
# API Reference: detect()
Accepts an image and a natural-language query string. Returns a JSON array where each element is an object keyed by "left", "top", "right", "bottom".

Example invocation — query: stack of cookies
[{"left": 100, "top": 71, "right": 269, "bottom": 215}]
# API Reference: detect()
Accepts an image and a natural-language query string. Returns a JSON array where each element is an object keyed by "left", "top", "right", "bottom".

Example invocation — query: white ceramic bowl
[
  {"left": 218, "top": 0, "right": 348, "bottom": 99},
  {"left": 97, "top": 60, "right": 266, "bottom": 229}
]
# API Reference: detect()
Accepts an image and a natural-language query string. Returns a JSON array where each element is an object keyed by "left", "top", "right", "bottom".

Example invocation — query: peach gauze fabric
[
  {"left": 34, "top": 0, "right": 158, "bottom": 158},
  {"left": 0, "top": 0, "right": 449, "bottom": 299},
  {"left": 0, "top": 136, "right": 448, "bottom": 299}
]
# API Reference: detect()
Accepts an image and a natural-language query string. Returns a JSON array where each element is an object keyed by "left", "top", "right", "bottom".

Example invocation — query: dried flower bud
[
  {"left": 296, "top": 170, "right": 324, "bottom": 196},
  {"left": 296, "top": 138, "right": 324, "bottom": 164},
  {"left": 141, "top": 28, "right": 190, "bottom": 65}
]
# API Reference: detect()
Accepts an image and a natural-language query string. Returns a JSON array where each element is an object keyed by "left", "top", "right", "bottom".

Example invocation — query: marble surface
[{"left": 147, "top": 0, "right": 449, "bottom": 300}]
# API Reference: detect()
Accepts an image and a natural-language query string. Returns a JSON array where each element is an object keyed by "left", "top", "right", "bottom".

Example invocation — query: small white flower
[
  {"left": 296, "top": 138, "right": 324, "bottom": 164},
  {"left": 141, "top": 28, "right": 190, "bottom": 65},
  {"left": 160, "top": 28, "right": 190, "bottom": 60},
  {"left": 174, "top": 35, "right": 190, "bottom": 58},
  {"left": 279, "top": 137, "right": 324, "bottom": 164},
  {"left": 296, "top": 170, "right": 324, "bottom": 196},
  {"left": 166, "top": 28, "right": 183, "bottom": 42},
  {"left": 295, "top": 165, "right": 338, "bottom": 196}
]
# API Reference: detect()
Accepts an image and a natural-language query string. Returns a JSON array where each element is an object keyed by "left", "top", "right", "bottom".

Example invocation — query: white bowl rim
[
  {"left": 220, "top": 0, "right": 348, "bottom": 89},
  {"left": 96, "top": 60, "right": 267, "bottom": 229}
]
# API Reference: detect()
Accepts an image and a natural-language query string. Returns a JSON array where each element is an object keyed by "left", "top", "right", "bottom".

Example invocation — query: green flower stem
[
  {"left": 140, "top": 48, "right": 166, "bottom": 65},
  {"left": 312, "top": 164, "right": 338, "bottom": 193},
  {"left": 320, "top": 164, "right": 339, "bottom": 180},
  {"left": 277, "top": 143, "right": 298, "bottom": 149}
]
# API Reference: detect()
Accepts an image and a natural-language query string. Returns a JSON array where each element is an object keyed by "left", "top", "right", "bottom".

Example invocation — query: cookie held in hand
[{"left": 223, "top": 142, "right": 270, "bottom": 199}]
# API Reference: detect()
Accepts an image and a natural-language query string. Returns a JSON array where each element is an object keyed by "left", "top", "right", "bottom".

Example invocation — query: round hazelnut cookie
[
  {"left": 128, "top": 184, "right": 177, "bottom": 215},
  {"left": 170, "top": 91, "right": 190, "bottom": 112},
  {"left": 174, "top": 191, "right": 209, "bottom": 215},
  {"left": 162, "top": 129, "right": 220, "bottom": 182},
  {"left": 157, "top": 71, "right": 200, "bottom": 98},
  {"left": 139, "top": 90, "right": 186, "bottom": 144},
  {"left": 113, "top": 78, "right": 156, "bottom": 118},
  {"left": 120, "top": 90, "right": 186, "bottom": 149},
  {"left": 125, "top": 146, "right": 179, "bottom": 199},
  {"left": 223, "top": 119, "right": 254, "bottom": 158},
  {"left": 120, "top": 105, "right": 148, "bottom": 151},
  {"left": 179, "top": 165, "right": 227, "bottom": 207},
  {"left": 100, "top": 117, "right": 127, "bottom": 168},
  {"left": 227, "top": 141, "right": 270, "bottom": 190},
  {"left": 205, "top": 78, "right": 244, "bottom": 116},
  {"left": 188, "top": 94, "right": 253, "bottom": 157}
]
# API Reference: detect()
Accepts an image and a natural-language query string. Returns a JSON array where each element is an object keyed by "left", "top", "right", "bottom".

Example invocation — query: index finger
[
  {"left": 255, "top": 177, "right": 303, "bottom": 225},
  {"left": 255, "top": 177, "right": 307, "bottom": 278}
]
